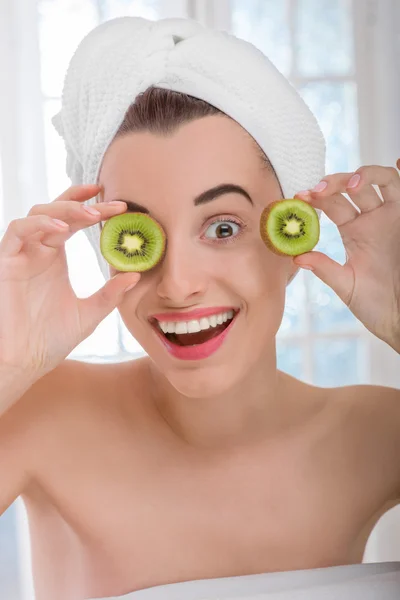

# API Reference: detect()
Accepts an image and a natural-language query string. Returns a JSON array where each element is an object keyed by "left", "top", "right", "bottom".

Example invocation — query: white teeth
[
  {"left": 209, "top": 314, "right": 218, "bottom": 327},
  {"left": 187, "top": 320, "right": 201, "bottom": 333},
  {"left": 199, "top": 317, "right": 210, "bottom": 330},
  {"left": 159, "top": 322, "right": 169, "bottom": 334},
  {"left": 175, "top": 321, "right": 188, "bottom": 334},
  {"left": 155, "top": 310, "right": 237, "bottom": 336}
]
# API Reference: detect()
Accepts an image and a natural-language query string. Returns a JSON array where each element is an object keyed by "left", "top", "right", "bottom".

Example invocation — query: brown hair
[
  {"left": 113, "top": 86, "right": 277, "bottom": 177},
  {"left": 111, "top": 86, "right": 293, "bottom": 281}
]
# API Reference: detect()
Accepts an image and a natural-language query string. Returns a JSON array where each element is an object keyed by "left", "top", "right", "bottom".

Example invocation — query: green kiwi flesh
[
  {"left": 100, "top": 212, "right": 166, "bottom": 272},
  {"left": 260, "top": 198, "right": 320, "bottom": 256}
]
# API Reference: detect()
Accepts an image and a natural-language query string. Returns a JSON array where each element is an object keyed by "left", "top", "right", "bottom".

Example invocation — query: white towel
[
  {"left": 87, "top": 562, "right": 400, "bottom": 600},
  {"left": 51, "top": 16, "right": 326, "bottom": 281}
]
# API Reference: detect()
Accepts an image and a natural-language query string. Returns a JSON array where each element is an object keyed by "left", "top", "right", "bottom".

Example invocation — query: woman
[{"left": 0, "top": 16, "right": 400, "bottom": 600}]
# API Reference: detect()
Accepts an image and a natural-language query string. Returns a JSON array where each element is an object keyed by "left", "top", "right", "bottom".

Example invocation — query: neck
[{"left": 145, "top": 348, "right": 290, "bottom": 453}]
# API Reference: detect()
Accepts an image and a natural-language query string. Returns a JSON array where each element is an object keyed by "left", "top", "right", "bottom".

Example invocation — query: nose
[{"left": 156, "top": 237, "right": 207, "bottom": 304}]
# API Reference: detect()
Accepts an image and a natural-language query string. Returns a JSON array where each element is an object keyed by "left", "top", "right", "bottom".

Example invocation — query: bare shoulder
[
  {"left": 328, "top": 382, "right": 400, "bottom": 504},
  {"left": 1, "top": 359, "right": 81, "bottom": 424},
  {"left": 0, "top": 357, "right": 136, "bottom": 454},
  {"left": 333, "top": 382, "right": 400, "bottom": 430},
  {"left": 0, "top": 359, "right": 94, "bottom": 513},
  {"left": 0, "top": 359, "right": 93, "bottom": 444},
  {"left": 3, "top": 355, "right": 148, "bottom": 437},
  {"left": 2, "top": 357, "right": 145, "bottom": 500},
  {"left": 21, "top": 356, "right": 148, "bottom": 426},
  {"left": 282, "top": 373, "right": 400, "bottom": 503}
]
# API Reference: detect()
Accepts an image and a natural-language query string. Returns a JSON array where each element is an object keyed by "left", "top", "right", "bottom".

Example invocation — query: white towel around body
[{"left": 88, "top": 562, "right": 400, "bottom": 600}]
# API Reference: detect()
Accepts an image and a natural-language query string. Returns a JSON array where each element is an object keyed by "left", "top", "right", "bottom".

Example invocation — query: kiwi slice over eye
[
  {"left": 100, "top": 212, "right": 166, "bottom": 272},
  {"left": 259, "top": 198, "right": 320, "bottom": 256}
]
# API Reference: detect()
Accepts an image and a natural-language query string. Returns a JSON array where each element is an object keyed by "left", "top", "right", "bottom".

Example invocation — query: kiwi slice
[
  {"left": 259, "top": 198, "right": 320, "bottom": 257},
  {"left": 100, "top": 212, "right": 166, "bottom": 272}
]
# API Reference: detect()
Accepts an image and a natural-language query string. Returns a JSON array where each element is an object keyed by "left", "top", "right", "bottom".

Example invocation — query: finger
[
  {"left": 28, "top": 199, "right": 127, "bottom": 233},
  {"left": 310, "top": 172, "right": 354, "bottom": 192},
  {"left": 349, "top": 165, "right": 400, "bottom": 204},
  {"left": 293, "top": 251, "right": 355, "bottom": 307},
  {"left": 52, "top": 184, "right": 102, "bottom": 204},
  {"left": 308, "top": 172, "right": 382, "bottom": 215},
  {"left": 295, "top": 190, "right": 359, "bottom": 227},
  {"left": 78, "top": 273, "right": 141, "bottom": 339},
  {"left": 346, "top": 183, "right": 383, "bottom": 213},
  {"left": 0, "top": 216, "right": 70, "bottom": 257}
]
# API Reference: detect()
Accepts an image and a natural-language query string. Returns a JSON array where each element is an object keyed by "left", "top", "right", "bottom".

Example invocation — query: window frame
[
  {"left": 0, "top": 1, "right": 399, "bottom": 590},
  {"left": 1, "top": 0, "right": 399, "bottom": 378}
]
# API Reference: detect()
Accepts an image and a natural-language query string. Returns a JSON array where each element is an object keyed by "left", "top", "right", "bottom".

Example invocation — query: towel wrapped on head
[{"left": 52, "top": 16, "right": 326, "bottom": 281}]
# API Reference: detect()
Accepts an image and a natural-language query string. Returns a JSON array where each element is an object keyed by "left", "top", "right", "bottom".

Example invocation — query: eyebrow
[{"left": 111, "top": 183, "right": 253, "bottom": 214}]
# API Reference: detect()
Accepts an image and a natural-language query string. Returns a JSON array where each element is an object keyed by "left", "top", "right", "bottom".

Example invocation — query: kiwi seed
[
  {"left": 100, "top": 212, "right": 166, "bottom": 272},
  {"left": 259, "top": 198, "right": 320, "bottom": 256}
]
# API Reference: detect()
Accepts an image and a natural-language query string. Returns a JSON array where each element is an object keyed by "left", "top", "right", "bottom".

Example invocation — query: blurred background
[{"left": 0, "top": 0, "right": 399, "bottom": 598}]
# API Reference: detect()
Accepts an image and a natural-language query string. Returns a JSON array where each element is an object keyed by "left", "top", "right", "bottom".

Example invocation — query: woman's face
[{"left": 98, "top": 115, "right": 298, "bottom": 397}]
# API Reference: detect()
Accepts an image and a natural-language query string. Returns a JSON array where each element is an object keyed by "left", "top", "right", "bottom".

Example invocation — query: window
[
  {"left": 37, "top": 0, "right": 367, "bottom": 381},
  {"left": 38, "top": 0, "right": 187, "bottom": 363},
  {"left": 229, "top": 0, "right": 366, "bottom": 385},
  {"left": 0, "top": 1, "right": 399, "bottom": 597}
]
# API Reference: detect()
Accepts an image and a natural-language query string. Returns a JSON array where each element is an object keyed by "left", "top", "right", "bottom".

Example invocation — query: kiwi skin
[
  {"left": 259, "top": 198, "right": 320, "bottom": 257},
  {"left": 100, "top": 212, "right": 166, "bottom": 272}
]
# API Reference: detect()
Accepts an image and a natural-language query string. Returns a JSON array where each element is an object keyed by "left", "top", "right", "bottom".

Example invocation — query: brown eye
[
  {"left": 205, "top": 220, "right": 240, "bottom": 240},
  {"left": 217, "top": 223, "right": 233, "bottom": 238}
]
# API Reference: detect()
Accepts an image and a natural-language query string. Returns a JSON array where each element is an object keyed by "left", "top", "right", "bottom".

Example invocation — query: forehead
[{"left": 99, "top": 115, "right": 261, "bottom": 182}]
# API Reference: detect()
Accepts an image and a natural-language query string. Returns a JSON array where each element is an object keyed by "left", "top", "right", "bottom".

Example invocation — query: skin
[
  {"left": 97, "top": 115, "right": 300, "bottom": 450},
  {"left": 2, "top": 116, "right": 400, "bottom": 600}
]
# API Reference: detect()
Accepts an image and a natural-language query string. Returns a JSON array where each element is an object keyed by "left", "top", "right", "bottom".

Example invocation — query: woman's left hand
[{"left": 293, "top": 163, "right": 400, "bottom": 353}]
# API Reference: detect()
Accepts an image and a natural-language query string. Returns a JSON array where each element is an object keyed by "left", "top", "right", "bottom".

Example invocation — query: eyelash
[{"left": 202, "top": 216, "right": 246, "bottom": 244}]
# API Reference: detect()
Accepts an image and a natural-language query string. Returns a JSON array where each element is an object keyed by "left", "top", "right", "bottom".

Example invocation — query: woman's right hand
[{"left": 0, "top": 184, "right": 140, "bottom": 379}]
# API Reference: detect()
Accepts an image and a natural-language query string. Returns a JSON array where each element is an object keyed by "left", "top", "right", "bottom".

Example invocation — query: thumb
[
  {"left": 78, "top": 273, "right": 141, "bottom": 338},
  {"left": 293, "top": 251, "right": 355, "bottom": 305}
]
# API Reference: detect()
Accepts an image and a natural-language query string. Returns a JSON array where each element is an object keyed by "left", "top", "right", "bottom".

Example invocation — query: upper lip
[{"left": 150, "top": 307, "right": 239, "bottom": 322}]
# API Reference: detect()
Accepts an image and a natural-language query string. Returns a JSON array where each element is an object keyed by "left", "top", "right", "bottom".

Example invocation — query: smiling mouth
[{"left": 150, "top": 311, "right": 239, "bottom": 347}]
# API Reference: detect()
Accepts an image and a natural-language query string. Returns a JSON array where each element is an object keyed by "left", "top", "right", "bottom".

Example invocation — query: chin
[
  {"left": 124, "top": 308, "right": 278, "bottom": 397},
  {"left": 160, "top": 362, "right": 241, "bottom": 399}
]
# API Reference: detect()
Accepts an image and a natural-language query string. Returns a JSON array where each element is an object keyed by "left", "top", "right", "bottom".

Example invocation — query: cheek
[{"left": 216, "top": 239, "right": 287, "bottom": 294}]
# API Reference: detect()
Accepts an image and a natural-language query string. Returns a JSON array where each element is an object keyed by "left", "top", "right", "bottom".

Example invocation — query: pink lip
[
  {"left": 150, "top": 306, "right": 238, "bottom": 322},
  {"left": 152, "top": 311, "right": 239, "bottom": 361}
]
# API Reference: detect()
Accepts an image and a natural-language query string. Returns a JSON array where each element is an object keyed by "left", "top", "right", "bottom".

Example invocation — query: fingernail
[
  {"left": 296, "top": 190, "right": 310, "bottom": 196},
  {"left": 312, "top": 181, "right": 328, "bottom": 192},
  {"left": 83, "top": 205, "right": 101, "bottom": 216},
  {"left": 124, "top": 275, "right": 140, "bottom": 291},
  {"left": 347, "top": 174, "right": 361, "bottom": 189},
  {"left": 125, "top": 282, "right": 138, "bottom": 292},
  {"left": 52, "top": 218, "right": 69, "bottom": 228},
  {"left": 107, "top": 201, "right": 127, "bottom": 207},
  {"left": 298, "top": 264, "right": 314, "bottom": 271}
]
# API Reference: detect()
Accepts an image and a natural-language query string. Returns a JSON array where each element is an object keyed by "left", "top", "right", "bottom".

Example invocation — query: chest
[{"left": 26, "top": 426, "right": 373, "bottom": 597}]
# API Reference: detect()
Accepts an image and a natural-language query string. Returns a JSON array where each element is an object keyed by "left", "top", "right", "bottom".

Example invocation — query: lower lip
[{"left": 152, "top": 313, "right": 239, "bottom": 361}]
